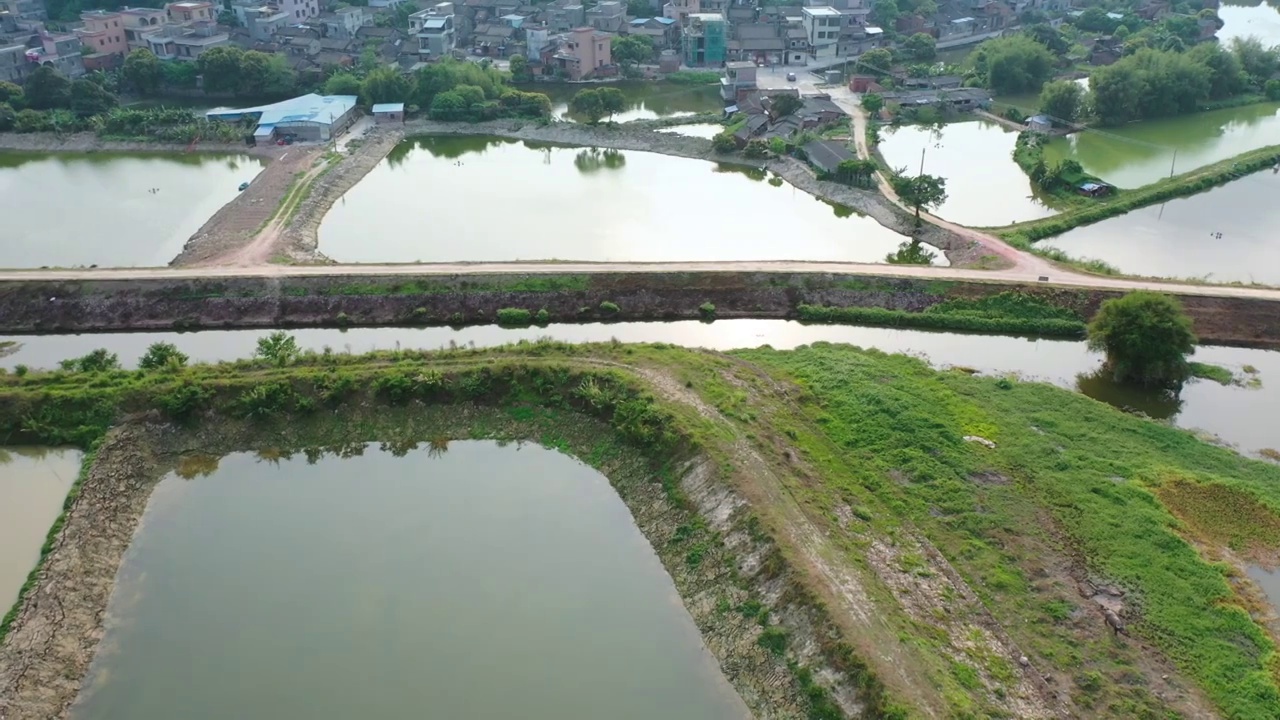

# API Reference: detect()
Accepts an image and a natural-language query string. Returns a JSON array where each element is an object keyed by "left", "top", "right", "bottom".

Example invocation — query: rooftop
[
  {"left": 371, "top": 102, "right": 404, "bottom": 113},
  {"left": 206, "top": 94, "right": 358, "bottom": 126},
  {"left": 803, "top": 6, "right": 842, "bottom": 16}
]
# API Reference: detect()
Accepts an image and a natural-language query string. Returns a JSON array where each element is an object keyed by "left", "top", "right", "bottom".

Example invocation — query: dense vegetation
[
  {"left": 798, "top": 291, "right": 1088, "bottom": 336},
  {"left": 1087, "top": 291, "right": 1197, "bottom": 390}
]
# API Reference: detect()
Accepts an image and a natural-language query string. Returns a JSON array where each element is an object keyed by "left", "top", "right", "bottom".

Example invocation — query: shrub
[
  {"left": 743, "top": 139, "right": 769, "bottom": 159},
  {"left": 712, "top": 131, "right": 737, "bottom": 153},
  {"left": 59, "top": 349, "right": 121, "bottom": 373},
  {"left": 255, "top": 331, "right": 300, "bottom": 367},
  {"left": 599, "top": 301, "right": 620, "bottom": 314},
  {"left": 13, "top": 365, "right": 28, "bottom": 377},
  {"left": 699, "top": 302, "right": 716, "bottom": 318},
  {"left": 155, "top": 381, "right": 212, "bottom": 421},
  {"left": 235, "top": 382, "right": 297, "bottom": 420},
  {"left": 534, "top": 308, "right": 551, "bottom": 325},
  {"left": 496, "top": 308, "right": 533, "bottom": 326},
  {"left": 138, "top": 342, "right": 188, "bottom": 371},
  {"left": 757, "top": 626, "right": 788, "bottom": 656}
]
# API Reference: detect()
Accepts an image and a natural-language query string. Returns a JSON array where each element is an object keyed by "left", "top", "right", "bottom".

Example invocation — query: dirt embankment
[
  {"left": 2, "top": 271, "right": 1278, "bottom": 347},
  {"left": 0, "top": 132, "right": 272, "bottom": 155}
]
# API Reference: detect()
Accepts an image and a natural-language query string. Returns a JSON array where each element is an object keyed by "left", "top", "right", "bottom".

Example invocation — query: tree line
[{"left": 321, "top": 58, "right": 551, "bottom": 121}]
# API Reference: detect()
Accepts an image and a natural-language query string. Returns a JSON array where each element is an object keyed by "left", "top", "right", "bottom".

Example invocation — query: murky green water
[
  {"left": 4, "top": 321, "right": 1276, "bottom": 455},
  {"left": 1042, "top": 102, "right": 1280, "bottom": 188},
  {"left": 1043, "top": 169, "right": 1280, "bottom": 283},
  {"left": 530, "top": 81, "right": 723, "bottom": 123},
  {"left": 877, "top": 120, "right": 1056, "bottom": 226},
  {"left": 1219, "top": 1, "right": 1280, "bottom": 46},
  {"left": 0, "top": 151, "right": 264, "bottom": 269},
  {"left": 319, "top": 136, "right": 916, "bottom": 263},
  {"left": 71, "top": 442, "right": 747, "bottom": 720},
  {"left": 0, "top": 447, "right": 80, "bottom": 613}
]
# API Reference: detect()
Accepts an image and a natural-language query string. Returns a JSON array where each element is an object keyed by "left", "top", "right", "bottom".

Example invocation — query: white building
[
  {"left": 802, "top": 6, "right": 840, "bottom": 60},
  {"left": 277, "top": 0, "right": 318, "bottom": 21}
]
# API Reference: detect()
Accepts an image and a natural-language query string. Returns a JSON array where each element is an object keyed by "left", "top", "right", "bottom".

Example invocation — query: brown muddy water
[
  {"left": 0, "top": 447, "right": 80, "bottom": 612},
  {"left": 70, "top": 442, "right": 748, "bottom": 720},
  {"left": 1, "top": 320, "right": 1277, "bottom": 456},
  {"left": 317, "top": 136, "right": 919, "bottom": 264}
]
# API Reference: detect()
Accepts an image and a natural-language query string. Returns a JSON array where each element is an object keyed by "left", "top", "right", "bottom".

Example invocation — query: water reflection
[
  {"left": 0, "top": 447, "right": 80, "bottom": 611},
  {"left": 1075, "top": 369, "right": 1185, "bottom": 420},
  {"left": 573, "top": 147, "right": 627, "bottom": 173}
]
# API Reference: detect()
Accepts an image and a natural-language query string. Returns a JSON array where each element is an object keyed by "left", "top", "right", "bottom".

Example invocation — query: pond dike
[{"left": 2, "top": 270, "right": 1278, "bottom": 348}]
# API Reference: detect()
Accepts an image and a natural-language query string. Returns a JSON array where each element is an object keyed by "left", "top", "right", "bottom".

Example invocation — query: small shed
[
  {"left": 1077, "top": 181, "right": 1113, "bottom": 197},
  {"left": 1027, "top": 114, "right": 1052, "bottom": 133},
  {"left": 372, "top": 102, "right": 405, "bottom": 122}
]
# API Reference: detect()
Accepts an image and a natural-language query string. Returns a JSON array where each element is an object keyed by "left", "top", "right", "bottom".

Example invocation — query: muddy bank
[
  {"left": 0, "top": 398, "right": 875, "bottom": 719},
  {"left": 1, "top": 270, "right": 1278, "bottom": 347},
  {"left": 0, "top": 132, "right": 272, "bottom": 156}
]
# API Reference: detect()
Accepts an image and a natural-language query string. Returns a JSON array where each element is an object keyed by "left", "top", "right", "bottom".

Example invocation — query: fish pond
[
  {"left": 2, "top": 321, "right": 1276, "bottom": 456},
  {"left": 1042, "top": 169, "right": 1280, "bottom": 283},
  {"left": 532, "top": 81, "right": 723, "bottom": 123},
  {"left": 71, "top": 442, "right": 748, "bottom": 720},
  {"left": 0, "top": 447, "right": 80, "bottom": 613},
  {"left": 1041, "top": 102, "right": 1280, "bottom": 188},
  {"left": 1218, "top": 1, "right": 1280, "bottom": 46},
  {"left": 319, "top": 136, "right": 918, "bottom": 263},
  {"left": 877, "top": 119, "right": 1057, "bottom": 226},
  {"left": 0, "top": 151, "right": 264, "bottom": 269}
]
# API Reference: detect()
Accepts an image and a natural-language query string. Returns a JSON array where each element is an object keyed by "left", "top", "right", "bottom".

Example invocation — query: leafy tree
[
  {"left": 236, "top": 50, "right": 274, "bottom": 97},
  {"left": 123, "top": 49, "right": 164, "bottom": 95},
  {"left": 768, "top": 136, "right": 787, "bottom": 154},
  {"left": 870, "top": 0, "right": 899, "bottom": 29},
  {"left": 569, "top": 87, "right": 606, "bottom": 123},
  {"left": 0, "top": 103, "right": 14, "bottom": 132},
  {"left": 360, "top": 66, "right": 411, "bottom": 105},
  {"left": 1087, "top": 292, "right": 1196, "bottom": 390},
  {"left": 1074, "top": 6, "right": 1120, "bottom": 33},
  {"left": 1187, "top": 42, "right": 1244, "bottom": 99},
  {"left": 13, "top": 108, "right": 51, "bottom": 132},
  {"left": 162, "top": 61, "right": 199, "bottom": 89},
  {"left": 885, "top": 239, "right": 936, "bottom": 265},
  {"left": 323, "top": 71, "right": 362, "bottom": 96},
  {"left": 743, "top": 138, "right": 769, "bottom": 158},
  {"left": 1038, "top": 79, "right": 1082, "bottom": 122},
  {"left": 835, "top": 158, "right": 877, "bottom": 187},
  {"left": 970, "top": 35, "right": 1056, "bottom": 95},
  {"left": 861, "top": 92, "right": 884, "bottom": 114},
  {"left": 508, "top": 54, "right": 532, "bottom": 82},
  {"left": 197, "top": 46, "right": 246, "bottom": 94},
  {"left": 1267, "top": 79, "right": 1280, "bottom": 101},
  {"left": 69, "top": 78, "right": 117, "bottom": 116},
  {"left": 597, "top": 86, "right": 627, "bottom": 120},
  {"left": 255, "top": 331, "right": 300, "bottom": 367},
  {"left": 1025, "top": 23, "right": 1069, "bottom": 56},
  {"left": 0, "top": 80, "right": 22, "bottom": 107},
  {"left": 24, "top": 66, "right": 71, "bottom": 110},
  {"left": 1113, "top": 24, "right": 1130, "bottom": 40},
  {"left": 1230, "top": 36, "right": 1280, "bottom": 83},
  {"left": 770, "top": 92, "right": 803, "bottom": 117},
  {"left": 259, "top": 53, "right": 297, "bottom": 97},
  {"left": 59, "top": 349, "right": 120, "bottom": 373},
  {"left": 857, "top": 47, "right": 893, "bottom": 77},
  {"left": 429, "top": 89, "right": 468, "bottom": 120},
  {"left": 612, "top": 34, "right": 655, "bottom": 68},
  {"left": 712, "top": 131, "right": 736, "bottom": 153},
  {"left": 902, "top": 32, "right": 936, "bottom": 63},
  {"left": 1089, "top": 48, "right": 1211, "bottom": 125},
  {"left": 889, "top": 172, "right": 947, "bottom": 224},
  {"left": 139, "top": 342, "right": 189, "bottom": 371}
]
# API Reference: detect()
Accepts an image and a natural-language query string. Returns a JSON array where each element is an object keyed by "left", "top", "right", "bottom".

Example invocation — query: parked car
[{"left": 787, "top": 72, "right": 797, "bottom": 82}]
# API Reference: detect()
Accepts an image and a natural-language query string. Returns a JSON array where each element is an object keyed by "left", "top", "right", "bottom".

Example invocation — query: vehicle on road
[{"left": 786, "top": 72, "right": 797, "bottom": 82}]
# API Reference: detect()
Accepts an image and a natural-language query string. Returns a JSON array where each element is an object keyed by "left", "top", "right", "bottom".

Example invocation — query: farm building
[
  {"left": 372, "top": 102, "right": 405, "bottom": 122},
  {"left": 206, "top": 94, "right": 359, "bottom": 143}
]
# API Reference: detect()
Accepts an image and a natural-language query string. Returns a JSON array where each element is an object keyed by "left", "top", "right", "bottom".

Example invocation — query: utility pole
[
  {"left": 1169, "top": 149, "right": 1177, "bottom": 178},
  {"left": 919, "top": 146, "right": 926, "bottom": 177}
]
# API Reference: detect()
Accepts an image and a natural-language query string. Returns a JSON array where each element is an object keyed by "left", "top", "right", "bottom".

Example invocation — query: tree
[
  {"left": 123, "top": 49, "right": 163, "bottom": 95},
  {"left": 1074, "top": 6, "right": 1120, "bottom": 33},
  {"left": 1025, "top": 23, "right": 1069, "bottom": 56},
  {"left": 1087, "top": 292, "right": 1196, "bottom": 390},
  {"left": 139, "top": 342, "right": 189, "bottom": 371},
  {"left": 835, "top": 158, "right": 877, "bottom": 187},
  {"left": 360, "top": 66, "right": 411, "bottom": 106},
  {"left": 612, "top": 34, "right": 655, "bottom": 68},
  {"left": 626, "top": 0, "right": 652, "bottom": 16},
  {"left": 857, "top": 47, "right": 893, "bottom": 77},
  {"left": 1229, "top": 36, "right": 1280, "bottom": 84},
  {"left": 597, "top": 86, "right": 626, "bottom": 120},
  {"left": 323, "top": 71, "right": 362, "bottom": 96},
  {"left": 712, "top": 131, "right": 736, "bottom": 153},
  {"left": 162, "top": 61, "right": 199, "bottom": 89},
  {"left": 569, "top": 87, "right": 605, "bottom": 123},
  {"left": 902, "top": 32, "right": 936, "bottom": 63},
  {"left": 1267, "top": 79, "right": 1280, "bottom": 101},
  {"left": 0, "top": 80, "right": 22, "bottom": 107},
  {"left": 0, "top": 103, "right": 14, "bottom": 132},
  {"left": 885, "top": 239, "right": 937, "bottom": 265},
  {"left": 889, "top": 172, "right": 947, "bottom": 224},
  {"left": 429, "top": 89, "right": 468, "bottom": 120},
  {"left": 508, "top": 54, "right": 532, "bottom": 83},
  {"left": 1089, "top": 48, "right": 1211, "bottom": 126},
  {"left": 197, "top": 46, "right": 245, "bottom": 94},
  {"left": 255, "top": 331, "right": 300, "bottom": 367},
  {"left": 1188, "top": 42, "right": 1244, "bottom": 100},
  {"left": 59, "top": 349, "right": 120, "bottom": 373},
  {"left": 1038, "top": 79, "right": 1082, "bottom": 122},
  {"left": 770, "top": 93, "right": 803, "bottom": 118},
  {"left": 69, "top": 78, "right": 116, "bottom": 116},
  {"left": 970, "top": 35, "right": 1056, "bottom": 95},
  {"left": 24, "top": 65, "right": 71, "bottom": 110},
  {"left": 870, "top": 0, "right": 899, "bottom": 29},
  {"left": 861, "top": 92, "right": 884, "bottom": 114}
]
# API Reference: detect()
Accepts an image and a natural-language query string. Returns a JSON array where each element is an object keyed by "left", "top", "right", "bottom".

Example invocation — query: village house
[
  {"left": 0, "top": 43, "right": 29, "bottom": 83},
  {"left": 682, "top": 12, "right": 724, "bottom": 65},
  {"left": 879, "top": 86, "right": 993, "bottom": 111},
  {"left": 802, "top": 6, "right": 841, "bottom": 60},
  {"left": 586, "top": 0, "right": 624, "bottom": 32},
  {"left": 553, "top": 25, "right": 611, "bottom": 79},
  {"left": 720, "top": 60, "right": 756, "bottom": 102},
  {"left": 75, "top": 10, "right": 128, "bottom": 63},
  {"left": 625, "top": 16, "right": 676, "bottom": 49},
  {"left": 321, "top": 6, "right": 368, "bottom": 40},
  {"left": 372, "top": 102, "right": 404, "bottom": 121},
  {"left": 33, "top": 32, "right": 87, "bottom": 76},
  {"left": 803, "top": 138, "right": 855, "bottom": 174},
  {"left": 663, "top": 0, "right": 697, "bottom": 24}
]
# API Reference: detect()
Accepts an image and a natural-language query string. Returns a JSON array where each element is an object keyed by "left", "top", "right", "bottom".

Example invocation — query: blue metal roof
[
  {"left": 206, "top": 94, "right": 358, "bottom": 127},
  {"left": 371, "top": 103, "right": 405, "bottom": 113}
]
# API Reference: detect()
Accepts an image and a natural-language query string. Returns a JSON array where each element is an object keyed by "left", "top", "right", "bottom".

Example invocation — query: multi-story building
[
  {"left": 802, "top": 6, "right": 840, "bottom": 59},
  {"left": 0, "top": 0, "right": 46, "bottom": 21},
  {"left": 278, "top": 0, "right": 319, "bottom": 21},
  {"left": 244, "top": 6, "right": 288, "bottom": 41},
  {"left": 322, "top": 6, "right": 367, "bottom": 39},
  {"left": 411, "top": 3, "right": 456, "bottom": 57},
  {"left": 76, "top": 10, "right": 129, "bottom": 58},
  {"left": 0, "top": 43, "right": 30, "bottom": 83},
  {"left": 663, "top": 0, "right": 697, "bottom": 24},
  {"left": 585, "top": 0, "right": 623, "bottom": 32},
  {"left": 36, "top": 32, "right": 87, "bottom": 76},
  {"left": 553, "top": 25, "right": 610, "bottom": 80},
  {"left": 120, "top": 6, "right": 169, "bottom": 53},
  {"left": 682, "top": 12, "right": 724, "bottom": 65}
]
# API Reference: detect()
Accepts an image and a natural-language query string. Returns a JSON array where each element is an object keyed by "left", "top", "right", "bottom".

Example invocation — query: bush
[
  {"left": 155, "top": 381, "right": 212, "bottom": 421},
  {"left": 743, "top": 139, "right": 769, "bottom": 159},
  {"left": 496, "top": 308, "right": 533, "bottom": 326},
  {"left": 712, "top": 131, "right": 737, "bottom": 153},
  {"left": 138, "top": 342, "right": 188, "bottom": 371},
  {"left": 13, "top": 365, "right": 28, "bottom": 377},
  {"left": 1088, "top": 291, "right": 1196, "bottom": 389},
  {"left": 59, "top": 349, "right": 121, "bottom": 373},
  {"left": 235, "top": 382, "right": 297, "bottom": 419},
  {"left": 535, "top": 308, "right": 551, "bottom": 325},
  {"left": 599, "top": 301, "right": 620, "bottom": 314},
  {"left": 256, "top": 331, "right": 300, "bottom": 367},
  {"left": 757, "top": 626, "right": 788, "bottom": 656},
  {"left": 1266, "top": 79, "right": 1280, "bottom": 101},
  {"left": 699, "top": 302, "right": 716, "bottom": 318}
]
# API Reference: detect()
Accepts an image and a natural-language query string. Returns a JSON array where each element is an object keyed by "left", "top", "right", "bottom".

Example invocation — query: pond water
[
  {"left": 1248, "top": 565, "right": 1280, "bottom": 616},
  {"left": 1042, "top": 102, "right": 1280, "bottom": 188},
  {"left": 877, "top": 119, "right": 1057, "bottom": 226},
  {"left": 531, "top": 81, "right": 723, "bottom": 123},
  {"left": 0, "top": 447, "right": 80, "bottom": 613},
  {"left": 319, "top": 136, "right": 916, "bottom": 263},
  {"left": 1042, "top": 169, "right": 1280, "bottom": 283},
  {"left": 657, "top": 123, "right": 725, "bottom": 138},
  {"left": 1218, "top": 1, "right": 1280, "bottom": 46},
  {"left": 3, "top": 320, "right": 1277, "bottom": 456},
  {"left": 70, "top": 442, "right": 747, "bottom": 720},
  {"left": 0, "top": 151, "right": 264, "bottom": 269}
]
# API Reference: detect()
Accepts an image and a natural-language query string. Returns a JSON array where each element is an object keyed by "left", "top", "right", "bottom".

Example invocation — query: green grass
[
  {"left": 1190, "top": 362, "right": 1236, "bottom": 386},
  {"left": 663, "top": 70, "right": 720, "bottom": 85},
  {"left": 798, "top": 291, "right": 1087, "bottom": 337},
  {"left": 733, "top": 343, "right": 1280, "bottom": 719}
]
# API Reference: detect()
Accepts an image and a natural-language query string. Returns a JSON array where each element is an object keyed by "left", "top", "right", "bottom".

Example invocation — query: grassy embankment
[
  {"left": 992, "top": 143, "right": 1280, "bottom": 274},
  {"left": 2, "top": 339, "right": 1279, "bottom": 717}
]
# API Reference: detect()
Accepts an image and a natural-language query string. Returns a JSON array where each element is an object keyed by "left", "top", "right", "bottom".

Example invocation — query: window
[{"left": 113, "top": 20, "right": 117, "bottom": 26}]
